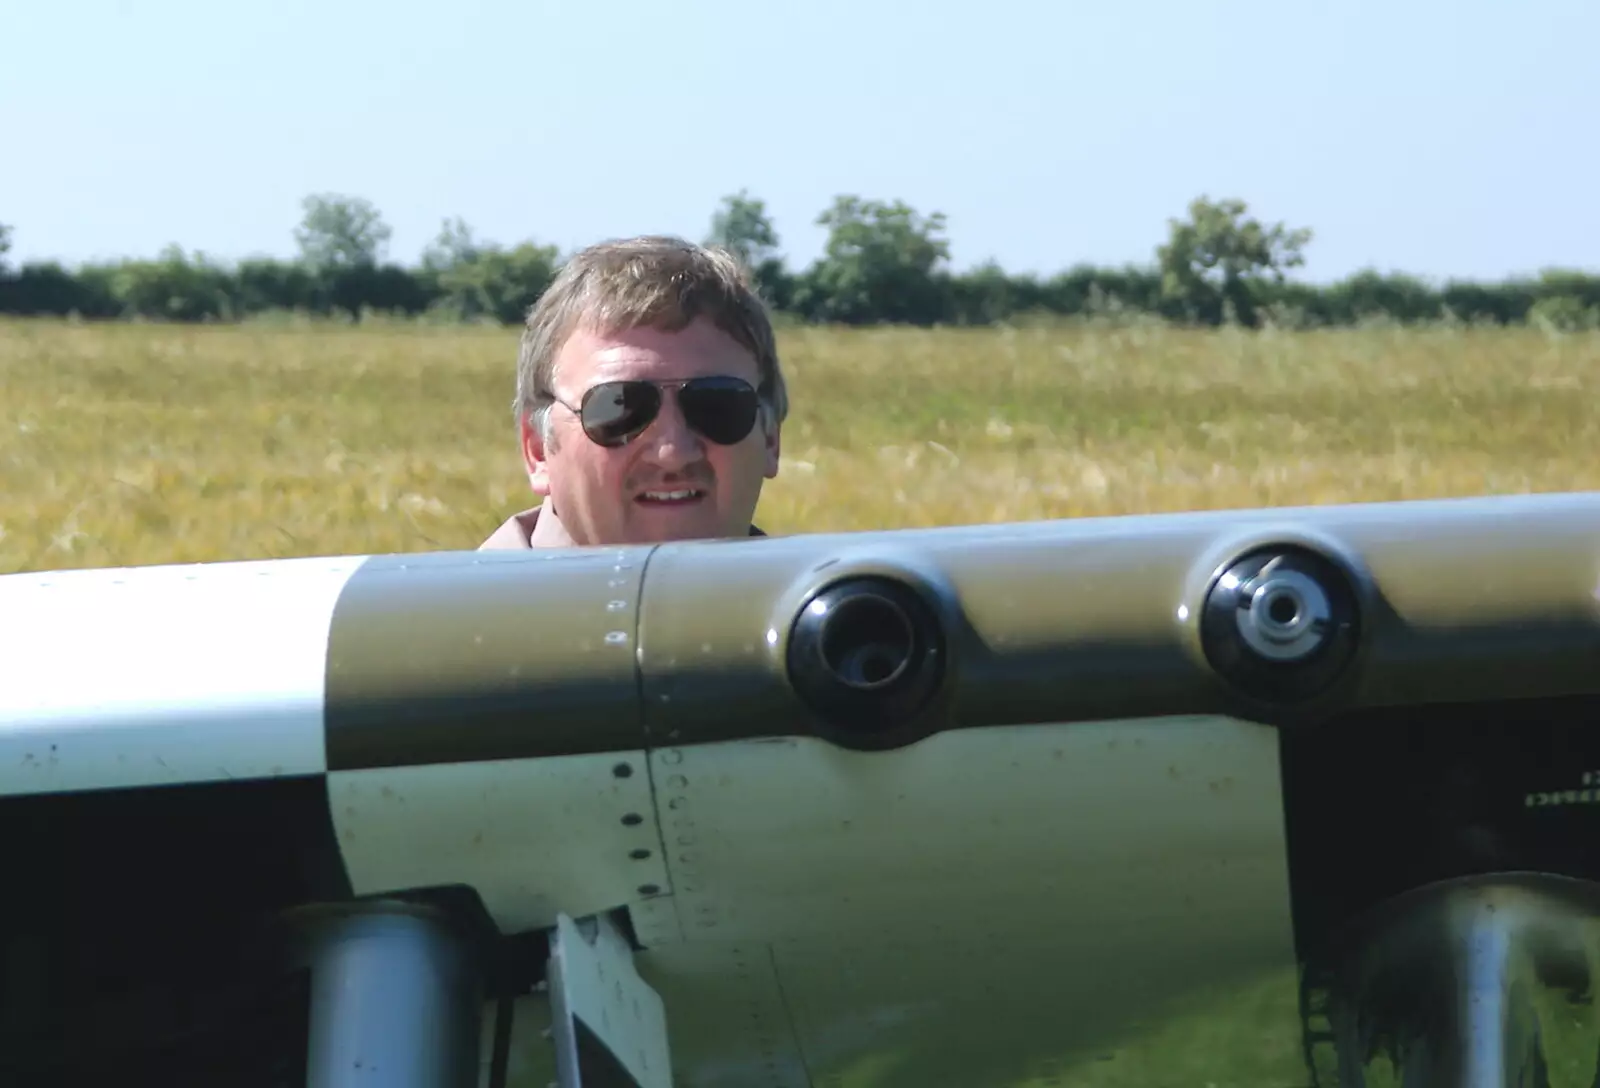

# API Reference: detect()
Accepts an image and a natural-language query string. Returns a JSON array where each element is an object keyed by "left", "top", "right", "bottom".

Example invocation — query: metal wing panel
[
  {"left": 0, "top": 555, "right": 365, "bottom": 797},
  {"left": 327, "top": 752, "right": 669, "bottom": 936},
  {"left": 633, "top": 716, "right": 1300, "bottom": 1086},
  {"left": 315, "top": 546, "right": 668, "bottom": 935}
]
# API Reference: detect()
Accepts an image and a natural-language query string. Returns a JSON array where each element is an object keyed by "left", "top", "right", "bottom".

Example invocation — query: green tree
[
  {"left": 420, "top": 216, "right": 482, "bottom": 274},
  {"left": 0, "top": 222, "right": 12, "bottom": 272},
  {"left": 293, "top": 193, "right": 392, "bottom": 272},
  {"left": 801, "top": 195, "right": 951, "bottom": 325},
  {"left": 705, "top": 190, "right": 794, "bottom": 308},
  {"left": 1157, "top": 196, "right": 1311, "bottom": 327},
  {"left": 107, "top": 244, "right": 236, "bottom": 321},
  {"left": 706, "top": 190, "right": 780, "bottom": 270},
  {"left": 421, "top": 217, "right": 558, "bottom": 324}
]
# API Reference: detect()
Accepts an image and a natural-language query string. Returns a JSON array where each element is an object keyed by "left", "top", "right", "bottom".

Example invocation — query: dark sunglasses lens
[
  {"left": 679, "top": 378, "right": 760, "bottom": 445},
  {"left": 581, "top": 381, "right": 661, "bottom": 445}
]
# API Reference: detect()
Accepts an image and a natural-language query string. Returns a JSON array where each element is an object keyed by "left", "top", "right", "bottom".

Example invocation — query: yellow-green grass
[{"left": 3, "top": 316, "right": 1598, "bottom": 574}]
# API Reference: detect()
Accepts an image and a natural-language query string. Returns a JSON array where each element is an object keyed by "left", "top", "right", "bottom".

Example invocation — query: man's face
[{"left": 520, "top": 316, "right": 781, "bottom": 546}]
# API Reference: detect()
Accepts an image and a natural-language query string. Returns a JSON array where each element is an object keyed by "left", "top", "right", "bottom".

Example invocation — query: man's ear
[
  {"left": 762, "top": 411, "right": 781, "bottom": 480},
  {"left": 519, "top": 415, "right": 553, "bottom": 497}
]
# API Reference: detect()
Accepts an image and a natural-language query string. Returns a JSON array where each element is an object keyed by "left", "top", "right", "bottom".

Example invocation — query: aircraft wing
[{"left": 6, "top": 490, "right": 1600, "bottom": 1087}]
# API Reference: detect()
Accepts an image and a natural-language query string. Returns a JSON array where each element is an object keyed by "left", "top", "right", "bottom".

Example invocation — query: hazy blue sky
[{"left": 3, "top": 0, "right": 1595, "bottom": 284}]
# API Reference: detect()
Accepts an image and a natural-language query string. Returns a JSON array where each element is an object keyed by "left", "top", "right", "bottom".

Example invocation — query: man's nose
[{"left": 640, "top": 394, "right": 703, "bottom": 469}]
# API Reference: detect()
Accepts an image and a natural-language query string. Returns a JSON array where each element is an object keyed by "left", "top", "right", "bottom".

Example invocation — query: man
[{"left": 480, "top": 234, "right": 788, "bottom": 550}]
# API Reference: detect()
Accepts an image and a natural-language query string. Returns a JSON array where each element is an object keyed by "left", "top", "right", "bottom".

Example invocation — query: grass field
[
  {"left": 3, "top": 316, "right": 1599, "bottom": 575},
  {"left": 5, "top": 316, "right": 1600, "bottom": 1082}
]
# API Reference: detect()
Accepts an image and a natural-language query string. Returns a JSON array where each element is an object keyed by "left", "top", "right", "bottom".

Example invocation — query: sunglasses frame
[{"left": 544, "top": 375, "right": 767, "bottom": 449}]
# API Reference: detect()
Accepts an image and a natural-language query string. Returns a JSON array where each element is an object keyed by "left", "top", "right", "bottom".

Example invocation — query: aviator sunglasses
[{"left": 550, "top": 376, "right": 764, "bottom": 448}]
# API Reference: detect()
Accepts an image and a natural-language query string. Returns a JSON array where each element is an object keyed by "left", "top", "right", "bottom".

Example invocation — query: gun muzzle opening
[
  {"left": 1240, "top": 570, "right": 1333, "bottom": 662},
  {"left": 1199, "top": 545, "right": 1361, "bottom": 703},
  {"left": 817, "top": 594, "right": 916, "bottom": 690},
  {"left": 786, "top": 575, "right": 947, "bottom": 742}
]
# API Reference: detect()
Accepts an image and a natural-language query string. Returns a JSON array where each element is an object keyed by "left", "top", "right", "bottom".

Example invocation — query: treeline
[{"left": 1, "top": 192, "right": 1597, "bottom": 331}]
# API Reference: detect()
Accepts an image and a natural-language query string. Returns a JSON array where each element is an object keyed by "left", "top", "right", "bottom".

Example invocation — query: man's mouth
[{"left": 636, "top": 488, "right": 706, "bottom": 505}]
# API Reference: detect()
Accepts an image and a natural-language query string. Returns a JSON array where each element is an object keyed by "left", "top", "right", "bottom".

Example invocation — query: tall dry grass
[{"left": 2, "top": 316, "right": 1598, "bottom": 574}]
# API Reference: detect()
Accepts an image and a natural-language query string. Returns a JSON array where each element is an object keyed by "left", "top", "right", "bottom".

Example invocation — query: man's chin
[{"left": 627, "top": 498, "right": 737, "bottom": 542}]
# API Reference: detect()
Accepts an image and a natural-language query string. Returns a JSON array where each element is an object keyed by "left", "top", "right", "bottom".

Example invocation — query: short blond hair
[{"left": 514, "top": 235, "right": 788, "bottom": 442}]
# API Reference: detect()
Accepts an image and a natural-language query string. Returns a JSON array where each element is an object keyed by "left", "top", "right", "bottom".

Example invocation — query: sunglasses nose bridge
[{"left": 634, "top": 384, "right": 704, "bottom": 459}]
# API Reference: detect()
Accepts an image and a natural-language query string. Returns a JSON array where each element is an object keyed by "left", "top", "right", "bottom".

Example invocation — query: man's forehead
[{"left": 555, "top": 318, "right": 759, "bottom": 389}]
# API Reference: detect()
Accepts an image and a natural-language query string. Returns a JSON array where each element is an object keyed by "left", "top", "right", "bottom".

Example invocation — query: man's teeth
[{"left": 640, "top": 489, "right": 702, "bottom": 501}]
